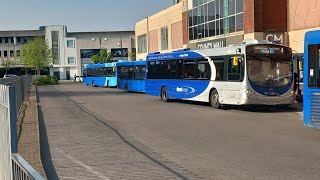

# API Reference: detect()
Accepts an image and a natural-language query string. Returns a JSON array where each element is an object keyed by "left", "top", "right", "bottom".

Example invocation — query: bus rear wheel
[
  {"left": 210, "top": 89, "right": 221, "bottom": 109},
  {"left": 161, "top": 87, "right": 170, "bottom": 102}
]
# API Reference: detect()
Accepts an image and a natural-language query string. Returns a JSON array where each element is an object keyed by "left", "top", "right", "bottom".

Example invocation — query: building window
[
  {"left": 111, "top": 48, "right": 128, "bottom": 57},
  {"left": 17, "top": 37, "right": 21, "bottom": 43},
  {"left": 22, "top": 37, "right": 28, "bottom": 44},
  {"left": 161, "top": 27, "right": 168, "bottom": 50},
  {"left": 189, "top": 0, "right": 244, "bottom": 41},
  {"left": 4, "top": 37, "right": 8, "bottom": 43},
  {"left": 10, "top": 37, "right": 14, "bottom": 44},
  {"left": 67, "top": 40, "right": 75, "bottom": 48},
  {"left": 0, "top": 51, "right": 1, "bottom": 57},
  {"left": 16, "top": 50, "right": 20, "bottom": 57},
  {"left": 4, "top": 51, "right": 8, "bottom": 57},
  {"left": 10, "top": 50, "right": 14, "bottom": 57},
  {"left": 67, "top": 57, "right": 76, "bottom": 64},
  {"left": 138, "top": 34, "right": 147, "bottom": 54},
  {"left": 0, "top": 37, "right": 2, "bottom": 43}
]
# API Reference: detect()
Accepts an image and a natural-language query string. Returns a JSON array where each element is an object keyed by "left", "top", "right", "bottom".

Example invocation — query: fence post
[{"left": 9, "top": 86, "right": 18, "bottom": 153}]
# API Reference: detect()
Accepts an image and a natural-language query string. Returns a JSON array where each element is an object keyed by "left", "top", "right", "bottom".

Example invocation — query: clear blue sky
[{"left": 0, "top": 0, "right": 173, "bottom": 32}]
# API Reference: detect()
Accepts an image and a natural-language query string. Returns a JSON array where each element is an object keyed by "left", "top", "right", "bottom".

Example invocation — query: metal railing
[
  {"left": 0, "top": 84, "right": 12, "bottom": 180},
  {"left": 0, "top": 76, "right": 45, "bottom": 180},
  {"left": 12, "top": 154, "right": 45, "bottom": 180}
]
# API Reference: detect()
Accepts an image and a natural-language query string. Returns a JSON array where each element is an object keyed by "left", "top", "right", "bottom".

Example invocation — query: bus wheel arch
[
  {"left": 160, "top": 86, "right": 170, "bottom": 102},
  {"left": 209, "top": 88, "right": 221, "bottom": 109}
]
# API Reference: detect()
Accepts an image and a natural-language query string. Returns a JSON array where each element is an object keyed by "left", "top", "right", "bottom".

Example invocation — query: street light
[
  {"left": 92, "top": 37, "right": 108, "bottom": 50},
  {"left": 118, "top": 32, "right": 123, "bottom": 59}
]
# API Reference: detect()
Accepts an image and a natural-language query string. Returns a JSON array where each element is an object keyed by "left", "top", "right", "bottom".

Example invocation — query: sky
[{"left": 0, "top": 0, "right": 173, "bottom": 32}]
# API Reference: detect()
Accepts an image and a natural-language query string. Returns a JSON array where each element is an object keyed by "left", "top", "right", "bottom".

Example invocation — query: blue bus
[
  {"left": 146, "top": 40, "right": 294, "bottom": 108},
  {"left": 82, "top": 63, "right": 117, "bottom": 87},
  {"left": 117, "top": 61, "right": 146, "bottom": 93},
  {"left": 303, "top": 30, "right": 320, "bottom": 128}
]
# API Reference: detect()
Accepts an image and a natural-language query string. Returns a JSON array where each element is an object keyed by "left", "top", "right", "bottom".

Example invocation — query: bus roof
[
  {"left": 147, "top": 42, "right": 290, "bottom": 61},
  {"left": 86, "top": 62, "right": 116, "bottom": 68},
  {"left": 305, "top": 30, "right": 320, "bottom": 44},
  {"left": 117, "top": 60, "right": 146, "bottom": 67}
]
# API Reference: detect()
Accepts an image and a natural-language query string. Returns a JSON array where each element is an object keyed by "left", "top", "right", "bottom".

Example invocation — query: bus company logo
[
  {"left": 264, "top": 92, "right": 279, "bottom": 96},
  {"left": 179, "top": 54, "right": 189, "bottom": 58},
  {"left": 176, "top": 86, "right": 196, "bottom": 93}
]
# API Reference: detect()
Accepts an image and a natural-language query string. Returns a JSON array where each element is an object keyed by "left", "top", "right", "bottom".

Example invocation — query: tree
[
  {"left": 129, "top": 52, "right": 136, "bottom": 61},
  {"left": 2, "top": 58, "right": 14, "bottom": 75},
  {"left": 91, "top": 49, "right": 113, "bottom": 64},
  {"left": 21, "top": 37, "right": 52, "bottom": 75}
]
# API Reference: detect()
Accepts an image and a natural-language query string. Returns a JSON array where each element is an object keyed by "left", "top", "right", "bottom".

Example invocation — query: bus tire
[
  {"left": 210, "top": 89, "right": 221, "bottom": 109},
  {"left": 161, "top": 87, "right": 170, "bottom": 102},
  {"left": 91, "top": 81, "right": 95, "bottom": 87},
  {"left": 125, "top": 84, "right": 129, "bottom": 93}
]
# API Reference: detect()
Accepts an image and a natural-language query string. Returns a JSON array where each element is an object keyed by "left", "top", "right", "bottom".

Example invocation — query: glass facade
[
  {"left": 51, "top": 31, "right": 60, "bottom": 64},
  {"left": 189, "top": 0, "right": 244, "bottom": 41}
]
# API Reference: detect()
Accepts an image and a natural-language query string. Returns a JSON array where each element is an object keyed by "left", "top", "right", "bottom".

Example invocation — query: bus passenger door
[{"left": 219, "top": 56, "right": 243, "bottom": 105}]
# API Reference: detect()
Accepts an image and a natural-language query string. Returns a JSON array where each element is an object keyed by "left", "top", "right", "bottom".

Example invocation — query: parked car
[{"left": 3, "top": 74, "right": 17, "bottom": 78}]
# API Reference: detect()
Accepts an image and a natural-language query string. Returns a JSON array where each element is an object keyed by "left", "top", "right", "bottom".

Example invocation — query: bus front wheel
[
  {"left": 125, "top": 84, "right": 129, "bottom": 93},
  {"left": 210, "top": 89, "right": 221, "bottom": 109},
  {"left": 161, "top": 87, "right": 170, "bottom": 102}
]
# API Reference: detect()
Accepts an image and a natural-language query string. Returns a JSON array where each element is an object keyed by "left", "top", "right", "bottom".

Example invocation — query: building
[
  {"left": 135, "top": 2, "right": 185, "bottom": 60},
  {"left": 0, "top": 25, "right": 135, "bottom": 79},
  {"left": 135, "top": 0, "right": 320, "bottom": 59}
]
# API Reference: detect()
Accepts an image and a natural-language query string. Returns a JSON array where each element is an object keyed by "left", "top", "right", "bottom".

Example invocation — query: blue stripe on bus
[{"left": 145, "top": 79, "right": 210, "bottom": 99}]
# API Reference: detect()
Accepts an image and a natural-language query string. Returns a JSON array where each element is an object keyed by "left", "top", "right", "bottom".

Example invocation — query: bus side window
[
  {"left": 183, "top": 59, "right": 196, "bottom": 79},
  {"left": 83, "top": 70, "right": 87, "bottom": 78},
  {"left": 196, "top": 59, "right": 211, "bottom": 80},
  {"left": 212, "top": 57, "right": 224, "bottom": 81},
  {"left": 227, "top": 56, "right": 243, "bottom": 81}
]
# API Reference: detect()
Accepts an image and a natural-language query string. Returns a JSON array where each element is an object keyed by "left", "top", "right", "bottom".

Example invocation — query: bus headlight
[
  {"left": 244, "top": 89, "right": 255, "bottom": 99},
  {"left": 287, "top": 91, "right": 294, "bottom": 96}
]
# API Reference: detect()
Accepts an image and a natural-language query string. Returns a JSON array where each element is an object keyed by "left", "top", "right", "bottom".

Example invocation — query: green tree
[
  {"left": 129, "top": 52, "right": 136, "bottom": 61},
  {"left": 21, "top": 37, "right": 52, "bottom": 75},
  {"left": 91, "top": 49, "right": 113, "bottom": 64},
  {"left": 2, "top": 58, "right": 14, "bottom": 75}
]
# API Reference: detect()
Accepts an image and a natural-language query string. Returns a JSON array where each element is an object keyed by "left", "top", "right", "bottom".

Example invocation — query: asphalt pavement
[{"left": 39, "top": 83, "right": 320, "bottom": 180}]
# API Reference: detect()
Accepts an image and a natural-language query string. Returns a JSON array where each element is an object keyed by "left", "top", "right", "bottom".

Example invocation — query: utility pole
[{"left": 120, "top": 32, "right": 123, "bottom": 59}]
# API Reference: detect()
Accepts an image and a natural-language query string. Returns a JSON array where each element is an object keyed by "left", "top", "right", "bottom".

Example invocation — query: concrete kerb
[{"left": 34, "top": 85, "right": 47, "bottom": 179}]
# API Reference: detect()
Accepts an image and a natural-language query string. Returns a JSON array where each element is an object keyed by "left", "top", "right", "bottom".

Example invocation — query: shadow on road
[
  {"left": 168, "top": 99, "right": 303, "bottom": 113},
  {"left": 38, "top": 105, "right": 59, "bottom": 180}
]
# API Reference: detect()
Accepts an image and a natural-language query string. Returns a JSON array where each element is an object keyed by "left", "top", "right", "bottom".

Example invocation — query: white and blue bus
[
  {"left": 303, "top": 30, "right": 320, "bottom": 128},
  {"left": 82, "top": 62, "right": 117, "bottom": 87},
  {"left": 146, "top": 40, "right": 294, "bottom": 108},
  {"left": 117, "top": 60, "right": 146, "bottom": 93}
]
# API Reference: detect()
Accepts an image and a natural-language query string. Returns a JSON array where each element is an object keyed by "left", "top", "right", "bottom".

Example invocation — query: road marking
[{"left": 60, "top": 150, "right": 110, "bottom": 180}]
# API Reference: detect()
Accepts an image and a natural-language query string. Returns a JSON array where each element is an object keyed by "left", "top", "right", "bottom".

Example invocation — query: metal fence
[
  {"left": 0, "top": 84, "right": 12, "bottom": 180},
  {"left": 0, "top": 76, "right": 45, "bottom": 180}
]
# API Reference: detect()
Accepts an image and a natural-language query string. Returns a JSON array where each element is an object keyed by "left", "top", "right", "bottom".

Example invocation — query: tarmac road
[{"left": 39, "top": 83, "right": 320, "bottom": 180}]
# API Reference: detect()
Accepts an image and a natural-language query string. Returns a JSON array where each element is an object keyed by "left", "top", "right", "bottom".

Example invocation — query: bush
[{"left": 33, "top": 75, "right": 58, "bottom": 85}]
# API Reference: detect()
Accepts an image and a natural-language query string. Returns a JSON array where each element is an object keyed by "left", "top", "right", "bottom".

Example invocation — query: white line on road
[{"left": 59, "top": 150, "right": 110, "bottom": 180}]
